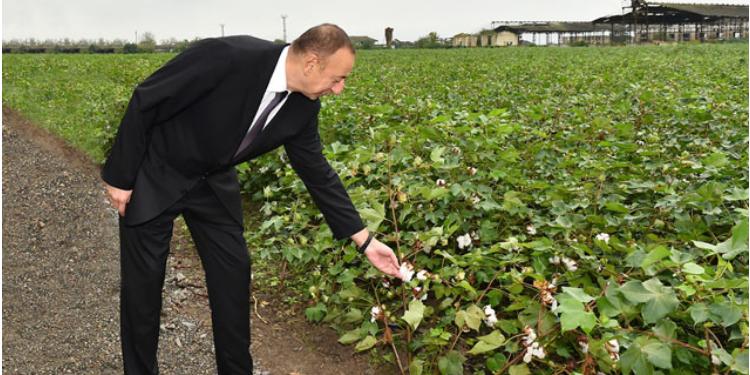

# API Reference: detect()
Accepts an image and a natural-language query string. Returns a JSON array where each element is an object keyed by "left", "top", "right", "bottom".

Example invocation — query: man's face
[{"left": 301, "top": 48, "right": 354, "bottom": 100}]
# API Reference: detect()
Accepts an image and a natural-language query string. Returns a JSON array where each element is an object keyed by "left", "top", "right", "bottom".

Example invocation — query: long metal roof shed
[
  {"left": 493, "top": 22, "right": 613, "bottom": 33},
  {"left": 593, "top": 3, "right": 748, "bottom": 24}
]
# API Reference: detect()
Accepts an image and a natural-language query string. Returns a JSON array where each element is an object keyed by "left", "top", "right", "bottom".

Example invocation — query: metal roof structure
[
  {"left": 493, "top": 22, "right": 614, "bottom": 33},
  {"left": 594, "top": 3, "right": 748, "bottom": 24}
]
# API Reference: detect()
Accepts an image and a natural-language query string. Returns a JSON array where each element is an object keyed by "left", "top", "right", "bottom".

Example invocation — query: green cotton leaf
[
  {"left": 621, "top": 338, "right": 653, "bottom": 375},
  {"left": 605, "top": 201, "right": 629, "bottom": 213},
  {"left": 643, "top": 341, "right": 672, "bottom": 369},
  {"left": 709, "top": 302, "right": 743, "bottom": 327},
  {"left": 619, "top": 280, "right": 653, "bottom": 303},
  {"left": 625, "top": 249, "right": 647, "bottom": 268},
  {"left": 304, "top": 302, "right": 327, "bottom": 322},
  {"left": 479, "top": 330, "right": 506, "bottom": 345},
  {"left": 508, "top": 364, "right": 531, "bottom": 375},
  {"left": 354, "top": 335, "right": 377, "bottom": 352},
  {"left": 702, "top": 151, "right": 729, "bottom": 169},
  {"left": 675, "top": 284, "right": 696, "bottom": 297},
  {"left": 557, "top": 294, "right": 597, "bottom": 333},
  {"left": 456, "top": 280, "right": 478, "bottom": 298},
  {"left": 455, "top": 305, "right": 484, "bottom": 332},
  {"left": 409, "top": 358, "right": 424, "bottom": 375},
  {"left": 640, "top": 246, "right": 671, "bottom": 269},
  {"left": 718, "top": 218, "right": 749, "bottom": 260},
  {"left": 338, "top": 329, "right": 364, "bottom": 345},
  {"left": 501, "top": 191, "right": 528, "bottom": 216},
  {"left": 486, "top": 353, "right": 507, "bottom": 372},
  {"left": 357, "top": 206, "right": 384, "bottom": 232},
  {"left": 652, "top": 319, "right": 677, "bottom": 340},
  {"left": 437, "top": 351, "right": 465, "bottom": 375},
  {"left": 640, "top": 279, "right": 680, "bottom": 324},
  {"left": 714, "top": 347, "right": 734, "bottom": 366},
  {"left": 465, "top": 304, "right": 485, "bottom": 331},
  {"left": 430, "top": 146, "right": 445, "bottom": 164},
  {"left": 402, "top": 299, "right": 425, "bottom": 331},
  {"left": 562, "top": 287, "right": 595, "bottom": 303},
  {"left": 732, "top": 349, "right": 749, "bottom": 375},
  {"left": 688, "top": 303, "right": 709, "bottom": 324},
  {"left": 695, "top": 218, "right": 749, "bottom": 260},
  {"left": 619, "top": 278, "right": 679, "bottom": 324},
  {"left": 724, "top": 187, "right": 749, "bottom": 202},
  {"left": 692, "top": 240, "right": 717, "bottom": 251},
  {"left": 468, "top": 330, "right": 505, "bottom": 355},
  {"left": 703, "top": 278, "right": 749, "bottom": 289},
  {"left": 682, "top": 262, "right": 705, "bottom": 274},
  {"left": 454, "top": 310, "right": 467, "bottom": 329},
  {"left": 342, "top": 308, "right": 363, "bottom": 324}
]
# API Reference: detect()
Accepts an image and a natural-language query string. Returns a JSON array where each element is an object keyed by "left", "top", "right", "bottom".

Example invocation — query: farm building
[
  {"left": 456, "top": 1, "right": 748, "bottom": 46},
  {"left": 349, "top": 36, "right": 378, "bottom": 49},
  {"left": 494, "top": 22, "right": 617, "bottom": 45},
  {"left": 593, "top": 2, "right": 749, "bottom": 43},
  {"left": 454, "top": 22, "right": 617, "bottom": 47},
  {"left": 453, "top": 30, "right": 520, "bottom": 47}
]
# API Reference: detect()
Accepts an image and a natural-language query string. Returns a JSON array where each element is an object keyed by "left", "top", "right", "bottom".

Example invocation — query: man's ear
[{"left": 303, "top": 52, "right": 320, "bottom": 75}]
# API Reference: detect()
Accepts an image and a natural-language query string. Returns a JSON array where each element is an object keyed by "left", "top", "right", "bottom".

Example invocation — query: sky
[{"left": 3, "top": 0, "right": 749, "bottom": 43}]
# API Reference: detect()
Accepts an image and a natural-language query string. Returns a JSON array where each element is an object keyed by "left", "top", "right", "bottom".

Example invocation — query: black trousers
[{"left": 118, "top": 178, "right": 252, "bottom": 374}]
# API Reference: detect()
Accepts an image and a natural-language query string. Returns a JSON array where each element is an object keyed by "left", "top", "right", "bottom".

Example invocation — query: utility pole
[
  {"left": 281, "top": 15, "right": 288, "bottom": 42},
  {"left": 135, "top": 31, "right": 138, "bottom": 44},
  {"left": 220, "top": 24, "right": 225, "bottom": 37}
]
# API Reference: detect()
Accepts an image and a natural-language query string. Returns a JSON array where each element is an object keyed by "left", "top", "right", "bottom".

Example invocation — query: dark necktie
[{"left": 233, "top": 91, "right": 288, "bottom": 159}]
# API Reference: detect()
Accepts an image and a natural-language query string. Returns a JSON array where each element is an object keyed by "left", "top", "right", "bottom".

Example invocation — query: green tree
[{"left": 137, "top": 32, "right": 156, "bottom": 53}]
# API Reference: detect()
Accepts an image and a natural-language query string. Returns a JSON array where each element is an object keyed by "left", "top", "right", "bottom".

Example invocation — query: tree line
[{"left": 2, "top": 32, "right": 204, "bottom": 53}]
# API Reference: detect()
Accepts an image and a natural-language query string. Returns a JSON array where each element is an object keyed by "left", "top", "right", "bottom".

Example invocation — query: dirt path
[{"left": 2, "top": 107, "right": 391, "bottom": 374}]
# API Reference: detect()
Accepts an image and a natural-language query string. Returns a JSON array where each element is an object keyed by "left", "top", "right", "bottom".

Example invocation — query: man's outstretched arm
[{"left": 284, "top": 116, "right": 401, "bottom": 279}]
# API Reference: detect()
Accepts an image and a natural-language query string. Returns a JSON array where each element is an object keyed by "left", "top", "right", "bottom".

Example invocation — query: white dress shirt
[{"left": 246, "top": 45, "right": 290, "bottom": 135}]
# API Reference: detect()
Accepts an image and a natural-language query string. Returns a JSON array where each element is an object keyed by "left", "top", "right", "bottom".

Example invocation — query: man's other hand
[
  {"left": 105, "top": 183, "right": 132, "bottom": 217},
  {"left": 363, "top": 238, "right": 402, "bottom": 279}
]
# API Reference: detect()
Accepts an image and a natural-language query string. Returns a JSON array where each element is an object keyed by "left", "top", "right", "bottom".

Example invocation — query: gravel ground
[{"left": 2, "top": 109, "right": 270, "bottom": 374}]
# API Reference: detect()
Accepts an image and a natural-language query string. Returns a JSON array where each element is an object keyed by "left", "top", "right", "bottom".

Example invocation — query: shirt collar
[{"left": 267, "top": 45, "right": 289, "bottom": 94}]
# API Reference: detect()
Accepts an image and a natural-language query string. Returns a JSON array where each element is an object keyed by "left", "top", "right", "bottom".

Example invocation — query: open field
[{"left": 3, "top": 43, "right": 748, "bottom": 374}]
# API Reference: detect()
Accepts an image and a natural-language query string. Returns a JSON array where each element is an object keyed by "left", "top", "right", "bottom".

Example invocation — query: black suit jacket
[{"left": 101, "top": 35, "right": 364, "bottom": 240}]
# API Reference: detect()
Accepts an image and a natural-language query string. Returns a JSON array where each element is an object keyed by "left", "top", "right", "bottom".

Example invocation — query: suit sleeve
[
  {"left": 283, "top": 116, "right": 365, "bottom": 241},
  {"left": 101, "top": 38, "right": 232, "bottom": 189}
]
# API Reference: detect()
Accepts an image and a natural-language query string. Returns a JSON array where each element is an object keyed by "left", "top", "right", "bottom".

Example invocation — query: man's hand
[
  {"left": 363, "top": 238, "right": 402, "bottom": 279},
  {"left": 352, "top": 229, "right": 401, "bottom": 279},
  {"left": 105, "top": 183, "right": 133, "bottom": 217}
]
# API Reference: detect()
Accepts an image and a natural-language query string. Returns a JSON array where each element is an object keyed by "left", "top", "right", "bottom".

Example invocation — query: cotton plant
[
  {"left": 533, "top": 278, "right": 559, "bottom": 311},
  {"left": 595, "top": 232, "right": 610, "bottom": 243},
  {"left": 483, "top": 305, "right": 498, "bottom": 327},
  {"left": 549, "top": 255, "right": 578, "bottom": 272},
  {"left": 521, "top": 326, "right": 545, "bottom": 363},
  {"left": 399, "top": 261, "right": 415, "bottom": 282},
  {"left": 370, "top": 305, "right": 382, "bottom": 323},
  {"left": 605, "top": 338, "right": 620, "bottom": 361},
  {"left": 457, "top": 233, "right": 472, "bottom": 249}
]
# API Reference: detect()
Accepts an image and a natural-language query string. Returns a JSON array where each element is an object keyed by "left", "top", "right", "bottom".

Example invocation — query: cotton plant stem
[
  {"left": 384, "top": 314, "right": 407, "bottom": 375},
  {"left": 386, "top": 143, "right": 412, "bottom": 366},
  {"left": 371, "top": 279, "right": 406, "bottom": 375},
  {"left": 706, "top": 327, "right": 717, "bottom": 374},
  {"left": 623, "top": 326, "right": 709, "bottom": 355}
]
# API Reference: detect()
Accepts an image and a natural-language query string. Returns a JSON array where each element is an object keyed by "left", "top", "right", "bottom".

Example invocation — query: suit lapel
[
  {"left": 227, "top": 44, "right": 287, "bottom": 164},
  {"left": 236, "top": 92, "right": 317, "bottom": 161}
]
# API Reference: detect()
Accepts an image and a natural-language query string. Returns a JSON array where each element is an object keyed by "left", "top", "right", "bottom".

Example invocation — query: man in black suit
[{"left": 102, "top": 24, "right": 402, "bottom": 374}]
